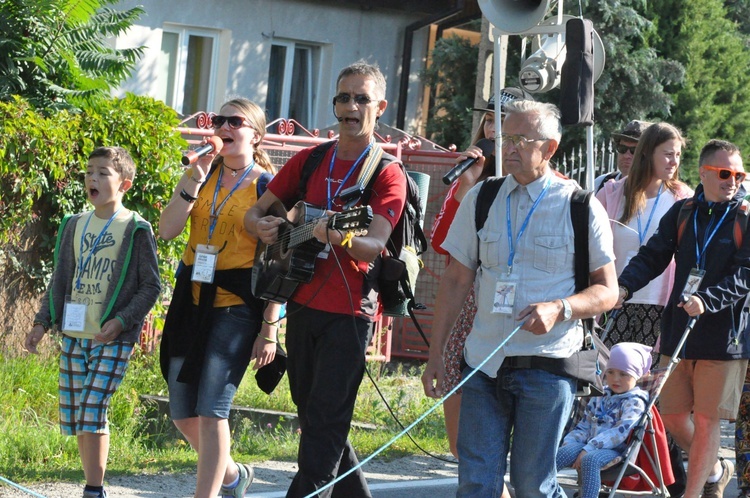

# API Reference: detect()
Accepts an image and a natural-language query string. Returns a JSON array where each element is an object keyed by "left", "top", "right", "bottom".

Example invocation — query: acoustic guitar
[{"left": 252, "top": 200, "right": 373, "bottom": 303}]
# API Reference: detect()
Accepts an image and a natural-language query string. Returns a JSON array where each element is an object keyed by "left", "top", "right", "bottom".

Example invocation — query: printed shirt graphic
[
  {"left": 68, "top": 211, "right": 131, "bottom": 339},
  {"left": 182, "top": 167, "right": 262, "bottom": 307}
]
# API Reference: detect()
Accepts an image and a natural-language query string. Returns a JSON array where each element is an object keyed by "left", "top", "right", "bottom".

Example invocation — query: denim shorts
[{"left": 168, "top": 304, "right": 260, "bottom": 419}]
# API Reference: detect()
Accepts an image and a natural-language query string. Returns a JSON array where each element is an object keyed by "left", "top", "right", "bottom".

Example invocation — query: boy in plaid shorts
[{"left": 24, "top": 146, "right": 161, "bottom": 498}]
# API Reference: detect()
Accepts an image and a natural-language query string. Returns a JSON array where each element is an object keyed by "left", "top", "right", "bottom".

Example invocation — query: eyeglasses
[
  {"left": 616, "top": 144, "right": 637, "bottom": 155},
  {"left": 500, "top": 133, "right": 549, "bottom": 149},
  {"left": 702, "top": 165, "right": 747, "bottom": 182},
  {"left": 332, "top": 94, "right": 378, "bottom": 106},
  {"left": 211, "top": 115, "right": 250, "bottom": 129}
]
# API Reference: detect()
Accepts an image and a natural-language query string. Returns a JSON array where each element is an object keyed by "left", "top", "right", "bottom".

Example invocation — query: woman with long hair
[
  {"left": 597, "top": 122, "right": 693, "bottom": 354},
  {"left": 159, "top": 98, "right": 282, "bottom": 498}
]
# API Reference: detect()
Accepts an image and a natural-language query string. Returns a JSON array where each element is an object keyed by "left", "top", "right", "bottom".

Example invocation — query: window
[
  {"left": 266, "top": 41, "right": 317, "bottom": 127},
  {"left": 157, "top": 26, "right": 219, "bottom": 116}
]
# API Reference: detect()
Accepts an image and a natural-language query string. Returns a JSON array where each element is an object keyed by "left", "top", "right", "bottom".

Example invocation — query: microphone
[
  {"left": 181, "top": 136, "right": 223, "bottom": 166},
  {"left": 442, "top": 138, "right": 495, "bottom": 185}
]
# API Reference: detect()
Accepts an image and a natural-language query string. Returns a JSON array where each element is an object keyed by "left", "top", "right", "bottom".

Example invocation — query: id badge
[
  {"left": 192, "top": 244, "right": 218, "bottom": 283},
  {"left": 681, "top": 268, "right": 705, "bottom": 302},
  {"left": 492, "top": 274, "right": 519, "bottom": 314},
  {"left": 62, "top": 296, "right": 86, "bottom": 332}
]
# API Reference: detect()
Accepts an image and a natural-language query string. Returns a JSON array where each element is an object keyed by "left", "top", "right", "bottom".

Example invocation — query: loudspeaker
[
  {"left": 519, "top": 15, "right": 605, "bottom": 94},
  {"left": 478, "top": 0, "right": 552, "bottom": 35}
]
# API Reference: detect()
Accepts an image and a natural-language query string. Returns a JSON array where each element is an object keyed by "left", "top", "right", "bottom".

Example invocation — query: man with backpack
[
  {"left": 617, "top": 139, "right": 750, "bottom": 498},
  {"left": 244, "top": 60, "right": 407, "bottom": 498},
  {"left": 421, "top": 100, "right": 618, "bottom": 497}
]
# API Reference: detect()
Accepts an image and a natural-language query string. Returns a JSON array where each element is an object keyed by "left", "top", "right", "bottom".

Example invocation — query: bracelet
[
  {"left": 189, "top": 175, "right": 204, "bottom": 184},
  {"left": 179, "top": 188, "right": 197, "bottom": 203},
  {"left": 259, "top": 335, "right": 277, "bottom": 343}
]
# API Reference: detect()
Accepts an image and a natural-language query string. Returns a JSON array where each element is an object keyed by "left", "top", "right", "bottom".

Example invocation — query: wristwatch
[{"left": 560, "top": 298, "right": 573, "bottom": 321}]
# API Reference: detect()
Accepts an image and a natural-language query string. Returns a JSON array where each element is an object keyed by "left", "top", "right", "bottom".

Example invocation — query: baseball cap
[
  {"left": 611, "top": 120, "right": 653, "bottom": 143},
  {"left": 472, "top": 87, "right": 533, "bottom": 114}
]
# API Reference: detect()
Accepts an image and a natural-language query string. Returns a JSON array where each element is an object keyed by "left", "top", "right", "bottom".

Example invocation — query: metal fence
[{"left": 174, "top": 114, "right": 619, "bottom": 360}]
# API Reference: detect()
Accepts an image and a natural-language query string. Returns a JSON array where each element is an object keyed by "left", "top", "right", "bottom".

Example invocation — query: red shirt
[{"left": 267, "top": 144, "right": 406, "bottom": 319}]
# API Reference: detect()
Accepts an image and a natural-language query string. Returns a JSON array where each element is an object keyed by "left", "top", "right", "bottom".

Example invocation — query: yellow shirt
[
  {"left": 67, "top": 210, "right": 132, "bottom": 339},
  {"left": 183, "top": 167, "right": 262, "bottom": 307}
]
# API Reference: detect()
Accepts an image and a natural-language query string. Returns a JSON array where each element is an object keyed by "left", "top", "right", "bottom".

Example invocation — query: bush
[{"left": 0, "top": 94, "right": 188, "bottom": 345}]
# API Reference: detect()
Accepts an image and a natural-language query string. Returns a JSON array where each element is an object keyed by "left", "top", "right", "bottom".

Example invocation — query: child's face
[
  {"left": 85, "top": 156, "right": 131, "bottom": 214},
  {"left": 604, "top": 368, "right": 637, "bottom": 394}
]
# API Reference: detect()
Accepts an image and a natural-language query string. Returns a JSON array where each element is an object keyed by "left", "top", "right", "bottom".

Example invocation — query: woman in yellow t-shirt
[{"left": 159, "top": 98, "right": 281, "bottom": 498}]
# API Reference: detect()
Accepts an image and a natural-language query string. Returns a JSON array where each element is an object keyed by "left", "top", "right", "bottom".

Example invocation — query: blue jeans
[
  {"left": 457, "top": 366, "right": 575, "bottom": 498},
  {"left": 168, "top": 305, "right": 260, "bottom": 419}
]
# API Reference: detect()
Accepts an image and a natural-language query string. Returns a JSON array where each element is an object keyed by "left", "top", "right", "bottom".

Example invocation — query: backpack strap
[
  {"left": 570, "top": 188, "right": 592, "bottom": 293},
  {"left": 676, "top": 198, "right": 695, "bottom": 248},
  {"left": 594, "top": 171, "right": 620, "bottom": 194},
  {"left": 475, "top": 177, "right": 506, "bottom": 233},
  {"left": 677, "top": 197, "right": 749, "bottom": 250},
  {"left": 297, "top": 140, "right": 337, "bottom": 201}
]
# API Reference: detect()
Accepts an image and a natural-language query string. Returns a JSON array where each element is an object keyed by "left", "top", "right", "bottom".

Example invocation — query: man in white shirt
[{"left": 422, "top": 100, "right": 618, "bottom": 497}]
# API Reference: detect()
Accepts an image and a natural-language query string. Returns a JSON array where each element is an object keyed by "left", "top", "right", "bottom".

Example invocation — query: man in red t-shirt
[{"left": 245, "top": 60, "right": 406, "bottom": 498}]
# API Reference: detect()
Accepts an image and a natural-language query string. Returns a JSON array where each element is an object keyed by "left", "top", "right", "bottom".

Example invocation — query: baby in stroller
[{"left": 557, "top": 342, "right": 653, "bottom": 498}]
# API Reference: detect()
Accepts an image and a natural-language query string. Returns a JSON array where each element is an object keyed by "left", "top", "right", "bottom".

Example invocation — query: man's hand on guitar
[
  {"left": 313, "top": 214, "right": 343, "bottom": 246},
  {"left": 256, "top": 216, "right": 285, "bottom": 244}
]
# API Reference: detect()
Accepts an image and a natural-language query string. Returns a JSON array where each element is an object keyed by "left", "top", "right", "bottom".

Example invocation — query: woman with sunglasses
[
  {"left": 159, "top": 97, "right": 282, "bottom": 498},
  {"left": 596, "top": 122, "right": 693, "bottom": 359}
]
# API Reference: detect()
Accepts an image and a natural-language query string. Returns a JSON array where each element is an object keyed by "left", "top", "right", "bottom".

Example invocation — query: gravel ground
[{"left": 0, "top": 420, "right": 737, "bottom": 498}]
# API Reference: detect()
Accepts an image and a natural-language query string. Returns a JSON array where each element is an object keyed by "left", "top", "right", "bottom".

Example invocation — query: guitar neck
[{"left": 287, "top": 220, "right": 320, "bottom": 249}]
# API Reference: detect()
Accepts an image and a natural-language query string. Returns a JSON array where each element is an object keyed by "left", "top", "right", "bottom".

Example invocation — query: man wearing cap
[
  {"left": 594, "top": 119, "right": 652, "bottom": 193},
  {"left": 617, "top": 138, "right": 750, "bottom": 498}
]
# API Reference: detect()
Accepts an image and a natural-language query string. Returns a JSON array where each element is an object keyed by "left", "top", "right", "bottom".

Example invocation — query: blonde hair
[
  {"left": 220, "top": 97, "right": 276, "bottom": 174},
  {"left": 89, "top": 146, "right": 136, "bottom": 181},
  {"left": 620, "top": 122, "right": 687, "bottom": 224}
]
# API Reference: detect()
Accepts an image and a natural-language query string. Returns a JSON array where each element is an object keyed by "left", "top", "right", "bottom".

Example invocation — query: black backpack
[
  {"left": 299, "top": 141, "right": 428, "bottom": 317},
  {"left": 475, "top": 176, "right": 608, "bottom": 396}
]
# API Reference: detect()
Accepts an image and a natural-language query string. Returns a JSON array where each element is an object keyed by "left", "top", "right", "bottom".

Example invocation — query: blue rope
[
  {"left": 303, "top": 325, "right": 522, "bottom": 498},
  {"left": 0, "top": 475, "right": 47, "bottom": 498}
]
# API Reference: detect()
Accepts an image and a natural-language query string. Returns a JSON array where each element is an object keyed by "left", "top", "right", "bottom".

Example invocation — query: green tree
[
  {"left": 0, "top": 0, "right": 144, "bottom": 110},
  {"left": 648, "top": 0, "right": 750, "bottom": 183},
  {"left": 546, "top": 0, "right": 684, "bottom": 151},
  {"left": 420, "top": 34, "right": 479, "bottom": 150}
]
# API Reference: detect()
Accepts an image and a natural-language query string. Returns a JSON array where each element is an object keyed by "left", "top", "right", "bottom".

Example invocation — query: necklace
[{"left": 223, "top": 161, "right": 252, "bottom": 178}]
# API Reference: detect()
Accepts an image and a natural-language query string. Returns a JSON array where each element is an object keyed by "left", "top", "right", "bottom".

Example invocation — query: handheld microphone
[
  {"left": 181, "top": 136, "right": 223, "bottom": 166},
  {"left": 442, "top": 138, "right": 495, "bottom": 185}
]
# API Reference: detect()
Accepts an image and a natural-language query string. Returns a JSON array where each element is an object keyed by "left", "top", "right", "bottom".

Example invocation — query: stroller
[{"left": 559, "top": 317, "right": 698, "bottom": 498}]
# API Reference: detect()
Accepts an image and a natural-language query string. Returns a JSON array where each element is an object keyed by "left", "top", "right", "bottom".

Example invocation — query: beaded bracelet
[
  {"left": 180, "top": 189, "right": 197, "bottom": 203},
  {"left": 188, "top": 175, "right": 205, "bottom": 184}
]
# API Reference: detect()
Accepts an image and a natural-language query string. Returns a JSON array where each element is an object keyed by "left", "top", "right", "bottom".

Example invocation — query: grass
[{"left": 0, "top": 345, "right": 451, "bottom": 484}]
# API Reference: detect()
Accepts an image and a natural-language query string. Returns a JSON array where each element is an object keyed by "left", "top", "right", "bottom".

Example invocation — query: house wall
[{"left": 112, "top": 0, "right": 432, "bottom": 134}]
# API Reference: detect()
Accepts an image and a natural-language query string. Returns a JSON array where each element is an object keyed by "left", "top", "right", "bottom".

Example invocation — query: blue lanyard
[
  {"left": 208, "top": 163, "right": 254, "bottom": 243},
  {"left": 636, "top": 182, "right": 664, "bottom": 245},
  {"left": 76, "top": 208, "right": 123, "bottom": 290},
  {"left": 693, "top": 202, "right": 730, "bottom": 270},
  {"left": 326, "top": 143, "right": 372, "bottom": 209},
  {"left": 505, "top": 177, "right": 552, "bottom": 272}
]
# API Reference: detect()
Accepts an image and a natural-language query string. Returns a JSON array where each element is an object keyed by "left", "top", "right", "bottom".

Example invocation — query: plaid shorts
[{"left": 59, "top": 335, "right": 133, "bottom": 435}]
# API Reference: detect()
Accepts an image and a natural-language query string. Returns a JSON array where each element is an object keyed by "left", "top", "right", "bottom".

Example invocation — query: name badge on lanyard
[
  {"left": 493, "top": 273, "right": 519, "bottom": 314},
  {"left": 62, "top": 295, "right": 87, "bottom": 332},
  {"left": 192, "top": 244, "right": 218, "bottom": 283},
  {"left": 681, "top": 268, "right": 705, "bottom": 302}
]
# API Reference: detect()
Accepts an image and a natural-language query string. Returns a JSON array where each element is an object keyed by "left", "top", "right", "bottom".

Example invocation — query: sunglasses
[
  {"left": 211, "top": 115, "right": 250, "bottom": 129},
  {"left": 332, "top": 94, "right": 377, "bottom": 106},
  {"left": 702, "top": 165, "right": 747, "bottom": 182},
  {"left": 616, "top": 144, "right": 637, "bottom": 155}
]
